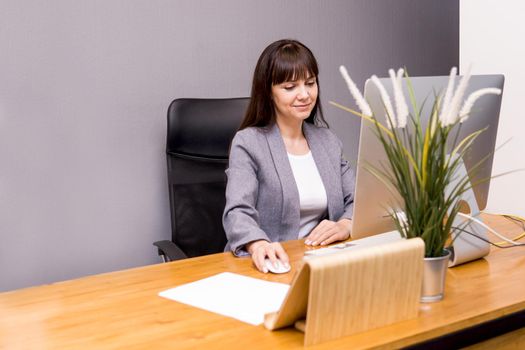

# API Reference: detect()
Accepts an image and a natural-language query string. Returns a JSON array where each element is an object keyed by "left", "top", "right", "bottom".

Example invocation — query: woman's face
[{"left": 271, "top": 75, "right": 318, "bottom": 124}]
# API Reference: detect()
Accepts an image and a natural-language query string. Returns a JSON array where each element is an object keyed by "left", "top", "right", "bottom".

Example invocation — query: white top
[{"left": 287, "top": 151, "right": 328, "bottom": 238}]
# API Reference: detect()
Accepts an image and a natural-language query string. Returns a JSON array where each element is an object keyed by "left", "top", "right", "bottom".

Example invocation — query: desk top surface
[{"left": 1, "top": 214, "right": 524, "bottom": 350}]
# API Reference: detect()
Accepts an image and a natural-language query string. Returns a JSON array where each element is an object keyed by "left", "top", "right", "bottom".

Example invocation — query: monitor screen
[{"left": 351, "top": 74, "right": 505, "bottom": 239}]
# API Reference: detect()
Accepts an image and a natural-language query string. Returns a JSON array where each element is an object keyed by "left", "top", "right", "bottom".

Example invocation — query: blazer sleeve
[
  {"left": 223, "top": 131, "right": 271, "bottom": 256},
  {"left": 338, "top": 139, "right": 355, "bottom": 220}
]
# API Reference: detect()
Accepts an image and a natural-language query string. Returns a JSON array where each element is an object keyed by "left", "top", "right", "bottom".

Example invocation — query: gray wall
[{"left": 0, "top": 0, "right": 458, "bottom": 291}]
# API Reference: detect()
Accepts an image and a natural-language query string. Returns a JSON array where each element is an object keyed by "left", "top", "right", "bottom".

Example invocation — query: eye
[
  {"left": 306, "top": 80, "right": 316, "bottom": 86},
  {"left": 284, "top": 84, "right": 295, "bottom": 90}
]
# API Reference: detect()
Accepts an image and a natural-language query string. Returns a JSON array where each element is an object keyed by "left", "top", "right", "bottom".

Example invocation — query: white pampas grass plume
[
  {"left": 459, "top": 88, "right": 502, "bottom": 123},
  {"left": 439, "top": 66, "right": 457, "bottom": 125},
  {"left": 371, "top": 75, "right": 396, "bottom": 128},
  {"left": 442, "top": 65, "right": 472, "bottom": 126},
  {"left": 389, "top": 68, "right": 408, "bottom": 128},
  {"left": 339, "top": 65, "right": 372, "bottom": 116},
  {"left": 396, "top": 68, "right": 409, "bottom": 128}
]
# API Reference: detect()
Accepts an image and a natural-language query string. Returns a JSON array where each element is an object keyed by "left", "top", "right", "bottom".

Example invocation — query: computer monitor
[{"left": 351, "top": 74, "right": 505, "bottom": 239}]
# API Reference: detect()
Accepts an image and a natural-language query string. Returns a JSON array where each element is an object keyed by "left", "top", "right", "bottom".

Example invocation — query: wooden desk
[{"left": 1, "top": 214, "right": 524, "bottom": 349}]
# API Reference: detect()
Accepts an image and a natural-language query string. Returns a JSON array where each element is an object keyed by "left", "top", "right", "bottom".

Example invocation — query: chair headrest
[{"left": 167, "top": 98, "right": 249, "bottom": 159}]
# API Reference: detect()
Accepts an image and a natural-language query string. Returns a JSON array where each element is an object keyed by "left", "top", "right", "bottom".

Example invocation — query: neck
[
  {"left": 276, "top": 118, "right": 304, "bottom": 141},
  {"left": 275, "top": 118, "right": 310, "bottom": 155}
]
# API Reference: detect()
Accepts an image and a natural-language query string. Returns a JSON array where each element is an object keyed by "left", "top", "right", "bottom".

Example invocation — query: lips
[{"left": 293, "top": 103, "right": 312, "bottom": 108}]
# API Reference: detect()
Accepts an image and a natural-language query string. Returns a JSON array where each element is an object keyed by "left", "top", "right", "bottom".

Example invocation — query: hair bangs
[{"left": 270, "top": 44, "right": 318, "bottom": 85}]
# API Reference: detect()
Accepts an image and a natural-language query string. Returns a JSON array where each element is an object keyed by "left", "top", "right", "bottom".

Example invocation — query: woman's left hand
[{"left": 305, "top": 219, "right": 352, "bottom": 246}]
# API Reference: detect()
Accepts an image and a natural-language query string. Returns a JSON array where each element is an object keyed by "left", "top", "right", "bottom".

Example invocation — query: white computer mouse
[{"left": 264, "top": 259, "right": 291, "bottom": 274}]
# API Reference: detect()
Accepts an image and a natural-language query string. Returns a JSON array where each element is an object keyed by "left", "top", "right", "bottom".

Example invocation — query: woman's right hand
[{"left": 246, "top": 240, "right": 290, "bottom": 273}]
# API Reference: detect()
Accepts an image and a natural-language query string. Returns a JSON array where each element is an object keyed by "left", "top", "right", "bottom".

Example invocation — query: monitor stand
[{"left": 447, "top": 157, "right": 490, "bottom": 267}]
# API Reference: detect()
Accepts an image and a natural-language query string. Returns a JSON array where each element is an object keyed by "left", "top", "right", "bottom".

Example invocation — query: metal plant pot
[{"left": 421, "top": 250, "right": 451, "bottom": 303}]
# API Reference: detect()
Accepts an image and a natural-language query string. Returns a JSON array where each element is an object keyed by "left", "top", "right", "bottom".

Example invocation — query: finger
[
  {"left": 273, "top": 243, "right": 290, "bottom": 266},
  {"left": 266, "top": 246, "right": 278, "bottom": 268},
  {"left": 313, "top": 227, "right": 339, "bottom": 246},
  {"left": 309, "top": 223, "right": 335, "bottom": 245},
  {"left": 310, "top": 220, "right": 330, "bottom": 237},
  {"left": 320, "top": 230, "right": 344, "bottom": 246},
  {"left": 306, "top": 220, "right": 333, "bottom": 244},
  {"left": 251, "top": 253, "right": 263, "bottom": 273},
  {"left": 306, "top": 230, "right": 325, "bottom": 246},
  {"left": 307, "top": 220, "right": 325, "bottom": 239},
  {"left": 319, "top": 224, "right": 350, "bottom": 246},
  {"left": 254, "top": 246, "right": 269, "bottom": 273}
]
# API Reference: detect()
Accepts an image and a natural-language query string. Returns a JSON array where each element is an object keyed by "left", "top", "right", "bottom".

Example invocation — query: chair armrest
[{"left": 153, "top": 240, "right": 187, "bottom": 262}]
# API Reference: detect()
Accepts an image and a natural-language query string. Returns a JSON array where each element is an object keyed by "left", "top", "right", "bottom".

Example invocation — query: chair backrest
[{"left": 166, "top": 98, "right": 249, "bottom": 257}]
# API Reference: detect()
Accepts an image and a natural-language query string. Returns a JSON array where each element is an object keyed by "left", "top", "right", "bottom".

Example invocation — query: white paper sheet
[{"left": 158, "top": 272, "right": 289, "bottom": 325}]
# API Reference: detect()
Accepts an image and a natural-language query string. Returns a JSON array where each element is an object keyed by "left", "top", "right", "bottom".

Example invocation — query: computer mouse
[{"left": 264, "top": 258, "right": 291, "bottom": 274}]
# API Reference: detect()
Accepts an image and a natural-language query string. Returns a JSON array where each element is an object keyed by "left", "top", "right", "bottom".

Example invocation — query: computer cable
[
  {"left": 456, "top": 212, "right": 525, "bottom": 247},
  {"left": 481, "top": 211, "right": 525, "bottom": 242},
  {"left": 452, "top": 226, "right": 525, "bottom": 249},
  {"left": 502, "top": 214, "right": 525, "bottom": 230},
  {"left": 498, "top": 214, "right": 525, "bottom": 242}
]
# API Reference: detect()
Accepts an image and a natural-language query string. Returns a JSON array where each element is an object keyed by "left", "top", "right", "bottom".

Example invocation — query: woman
[{"left": 223, "top": 39, "right": 355, "bottom": 273}]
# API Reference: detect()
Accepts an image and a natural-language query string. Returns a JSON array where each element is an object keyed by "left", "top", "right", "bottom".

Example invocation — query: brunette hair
[{"left": 239, "top": 39, "right": 327, "bottom": 130}]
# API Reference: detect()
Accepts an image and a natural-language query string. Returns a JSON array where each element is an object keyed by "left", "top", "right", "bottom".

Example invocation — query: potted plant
[{"left": 333, "top": 66, "right": 501, "bottom": 301}]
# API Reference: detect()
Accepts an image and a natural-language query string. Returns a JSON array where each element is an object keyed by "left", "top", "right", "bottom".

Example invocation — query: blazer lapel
[
  {"left": 303, "top": 123, "right": 344, "bottom": 220},
  {"left": 265, "top": 124, "right": 300, "bottom": 239}
]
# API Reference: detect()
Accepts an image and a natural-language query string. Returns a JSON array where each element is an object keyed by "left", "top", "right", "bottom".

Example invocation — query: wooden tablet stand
[{"left": 264, "top": 238, "right": 425, "bottom": 346}]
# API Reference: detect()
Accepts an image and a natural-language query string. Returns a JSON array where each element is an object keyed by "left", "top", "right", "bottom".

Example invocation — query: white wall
[{"left": 461, "top": 0, "right": 525, "bottom": 216}]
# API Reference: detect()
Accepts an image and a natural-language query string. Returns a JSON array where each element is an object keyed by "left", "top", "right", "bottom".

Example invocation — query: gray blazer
[{"left": 223, "top": 122, "right": 355, "bottom": 256}]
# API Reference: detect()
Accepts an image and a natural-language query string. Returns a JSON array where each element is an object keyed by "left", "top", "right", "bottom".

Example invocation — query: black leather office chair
[{"left": 153, "top": 98, "right": 249, "bottom": 262}]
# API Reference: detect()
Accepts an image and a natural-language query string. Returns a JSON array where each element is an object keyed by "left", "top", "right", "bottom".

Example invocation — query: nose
[{"left": 297, "top": 84, "right": 309, "bottom": 100}]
